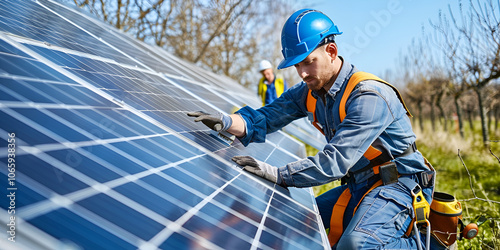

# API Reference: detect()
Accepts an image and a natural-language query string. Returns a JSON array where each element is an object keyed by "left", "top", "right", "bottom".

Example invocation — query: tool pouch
[
  {"left": 379, "top": 162, "right": 398, "bottom": 185},
  {"left": 429, "top": 192, "right": 462, "bottom": 247}
]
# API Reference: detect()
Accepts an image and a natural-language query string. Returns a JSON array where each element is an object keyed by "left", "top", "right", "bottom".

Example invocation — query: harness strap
[
  {"left": 328, "top": 188, "right": 351, "bottom": 246},
  {"left": 306, "top": 89, "right": 323, "bottom": 134},
  {"left": 306, "top": 72, "right": 412, "bottom": 162},
  {"left": 328, "top": 178, "right": 384, "bottom": 247},
  {"left": 350, "top": 142, "right": 417, "bottom": 178}
]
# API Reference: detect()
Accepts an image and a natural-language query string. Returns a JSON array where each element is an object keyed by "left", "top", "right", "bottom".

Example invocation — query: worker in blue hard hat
[
  {"left": 257, "top": 60, "right": 288, "bottom": 106},
  {"left": 188, "top": 9, "right": 443, "bottom": 249}
]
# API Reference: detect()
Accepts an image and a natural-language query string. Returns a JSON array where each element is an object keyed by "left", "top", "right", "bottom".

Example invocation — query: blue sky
[{"left": 294, "top": 0, "right": 460, "bottom": 78}]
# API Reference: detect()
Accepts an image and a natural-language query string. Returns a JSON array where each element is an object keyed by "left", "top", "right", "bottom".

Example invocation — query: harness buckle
[
  {"left": 419, "top": 170, "right": 435, "bottom": 188},
  {"left": 411, "top": 185, "right": 430, "bottom": 225}
]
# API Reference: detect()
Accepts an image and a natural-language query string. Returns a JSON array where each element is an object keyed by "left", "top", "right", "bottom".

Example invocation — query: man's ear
[{"left": 325, "top": 43, "right": 338, "bottom": 61}]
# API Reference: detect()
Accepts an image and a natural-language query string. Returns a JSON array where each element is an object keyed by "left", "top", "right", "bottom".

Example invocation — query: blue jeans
[{"left": 316, "top": 175, "right": 441, "bottom": 249}]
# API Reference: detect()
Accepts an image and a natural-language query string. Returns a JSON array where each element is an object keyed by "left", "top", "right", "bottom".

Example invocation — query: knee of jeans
[{"left": 336, "top": 231, "right": 369, "bottom": 249}]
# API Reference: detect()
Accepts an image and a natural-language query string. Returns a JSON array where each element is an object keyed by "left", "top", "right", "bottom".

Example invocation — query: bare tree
[
  {"left": 433, "top": 0, "right": 500, "bottom": 148},
  {"left": 404, "top": 79, "right": 428, "bottom": 132},
  {"left": 69, "top": 0, "right": 294, "bottom": 87},
  {"left": 399, "top": 32, "right": 439, "bottom": 133},
  {"left": 430, "top": 74, "right": 449, "bottom": 131}
]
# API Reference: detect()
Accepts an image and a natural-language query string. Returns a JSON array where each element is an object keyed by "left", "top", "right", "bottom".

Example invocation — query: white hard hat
[{"left": 258, "top": 60, "right": 273, "bottom": 71}]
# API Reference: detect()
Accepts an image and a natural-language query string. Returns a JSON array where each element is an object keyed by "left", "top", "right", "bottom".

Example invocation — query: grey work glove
[
  {"left": 232, "top": 156, "right": 285, "bottom": 187},
  {"left": 187, "top": 111, "right": 232, "bottom": 132}
]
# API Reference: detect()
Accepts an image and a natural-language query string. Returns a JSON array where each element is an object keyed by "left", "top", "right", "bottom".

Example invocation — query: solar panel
[{"left": 0, "top": 0, "right": 329, "bottom": 249}]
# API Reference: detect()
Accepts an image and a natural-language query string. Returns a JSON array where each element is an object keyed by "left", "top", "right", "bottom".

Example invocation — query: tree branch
[{"left": 457, "top": 149, "right": 500, "bottom": 204}]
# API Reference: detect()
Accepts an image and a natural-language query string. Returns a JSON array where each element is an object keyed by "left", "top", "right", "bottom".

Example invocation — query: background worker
[
  {"left": 257, "top": 60, "right": 288, "bottom": 106},
  {"left": 188, "top": 9, "right": 442, "bottom": 249}
]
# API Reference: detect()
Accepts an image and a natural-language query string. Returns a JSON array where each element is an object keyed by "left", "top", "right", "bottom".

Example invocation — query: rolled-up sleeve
[{"left": 236, "top": 83, "right": 308, "bottom": 146}]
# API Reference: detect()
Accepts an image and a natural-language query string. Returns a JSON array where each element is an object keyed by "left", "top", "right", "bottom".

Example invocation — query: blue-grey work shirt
[{"left": 235, "top": 58, "right": 429, "bottom": 188}]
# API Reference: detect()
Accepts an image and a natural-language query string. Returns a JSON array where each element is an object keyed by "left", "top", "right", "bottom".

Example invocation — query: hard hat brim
[{"left": 277, "top": 52, "right": 309, "bottom": 70}]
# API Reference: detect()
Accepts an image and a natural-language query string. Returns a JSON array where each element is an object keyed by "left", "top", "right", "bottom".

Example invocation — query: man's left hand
[{"left": 232, "top": 156, "right": 285, "bottom": 187}]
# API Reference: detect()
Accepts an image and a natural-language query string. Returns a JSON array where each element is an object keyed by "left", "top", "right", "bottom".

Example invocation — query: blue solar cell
[
  {"left": 181, "top": 131, "right": 229, "bottom": 151},
  {"left": 140, "top": 111, "right": 183, "bottom": 132},
  {"left": 77, "top": 193, "right": 165, "bottom": 240},
  {"left": 71, "top": 68, "right": 121, "bottom": 90},
  {"left": 14, "top": 108, "right": 91, "bottom": 142},
  {"left": 272, "top": 188, "right": 315, "bottom": 220},
  {"left": 27, "top": 208, "right": 136, "bottom": 250},
  {"left": 80, "top": 145, "right": 148, "bottom": 174},
  {"left": 0, "top": 39, "right": 30, "bottom": 57},
  {"left": 45, "top": 149, "right": 123, "bottom": 183},
  {"left": 1, "top": 78, "right": 57, "bottom": 103},
  {"left": 0, "top": 110, "right": 58, "bottom": 145},
  {"left": 149, "top": 135, "right": 205, "bottom": 158},
  {"left": 19, "top": 154, "right": 89, "bottom": 195},
  {"left": 111, "top": 92, "right": 153, "bottom": 111},
  {"left": 182, "top": 213, "right": 253, "bottom": 249},
  {"left": 0, "top": 85, "right": 25, "bottom": 102},
  {"left": 201, "top": 202, "right": 259, "bottom": 239},
  {"left": 1, "top": 75, "right": 110, "bottom": 108},
  {"left": 180, "top": 155, "right": 238, "bottom": 182},
  {"left": 110, "top": 140, "right": 168, "bottom": 167},
  {"left": 268, "top": 204, "right": 320, "bottom": 239},
  {"left": 0, "top": 171, "right": 48, "bottom": 209},
  {"left": 162, "top": 167, "right": 217, "bottom": 197},
  {"left": 25, "top": 82, "right": 101, "bottom": 106},
  {"left": 263, "top": 216, "right": 323, "bottom": 249},
  {"left": 213, "top": 191, "right": 264, "bottom": 223},
  {"left": 0, "top": 52, "right": 72, "bottom": 82},
  {"left": 159, "top": 231, "right": 209, "bottom": 250},
  {"left": 259, "top": 228, "right": 324, "bottom": 250},
  {"left": 31, "top": 46, "right": 79, "bottom": 68},
  {"left": 113, "top": 182, "right": 187, "bottom": 221},
  {"left": 49, "top": 109, "right": 140, "bottom": 140},
  {"left": 102, "top": 109, "right": 168, "bottom": 135},
  {"left": 139, "top": 174, "right": 205, "bottom": 208},
  {"left": 172, "top": 78, "right": 236, "bottom": 113}
]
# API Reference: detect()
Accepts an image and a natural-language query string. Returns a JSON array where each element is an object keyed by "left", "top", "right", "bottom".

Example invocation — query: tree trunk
[
  {"left": 437, "top": 102, "right": 447, "bottom": 132},
  {"left": 488, "top": 109, "right": 492, "bottom": 133},
  {"left": 454, "top": 96, "right": 464, "bottom": 138},
  {"left": 474, "top": 87, "right": 490, "bottom": 148},
  {"left": 495, "top": 107, "right": 499, "bottom": 132},
  {"left": 418, "top": 101, "right": 424, "bottom": 132},
  {"left": 430, "top": 95, "right": 436, "bottom": 131},
  {"left": 467, "top": 108, "right": 474, "bottom": 133},
  {"left": 436, "top": 90, "right": 446, "bottom": 131}
]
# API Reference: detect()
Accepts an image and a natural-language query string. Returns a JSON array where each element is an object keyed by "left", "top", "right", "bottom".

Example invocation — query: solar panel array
[{"left": 0, "top": 0, "right": 329, "bottom": 249}]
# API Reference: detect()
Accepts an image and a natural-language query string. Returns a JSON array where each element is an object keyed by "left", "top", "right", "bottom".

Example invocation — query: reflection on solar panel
[{"left": 0, "top": 0, "right": 329, "bottom": 249}]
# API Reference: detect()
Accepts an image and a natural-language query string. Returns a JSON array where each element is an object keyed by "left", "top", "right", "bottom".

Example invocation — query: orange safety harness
[{"left": 305, "top": 72, "right": 415, "bottom": 247}]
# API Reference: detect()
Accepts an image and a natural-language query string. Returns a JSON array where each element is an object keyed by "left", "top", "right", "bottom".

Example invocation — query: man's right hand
[{"left": 187, "top": 111, "right": 232, "bottom": 132}]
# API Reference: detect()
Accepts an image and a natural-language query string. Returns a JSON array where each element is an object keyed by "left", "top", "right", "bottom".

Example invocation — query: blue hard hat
[{"left": 277, "top": 9, "right": 342, "bottom": 69}]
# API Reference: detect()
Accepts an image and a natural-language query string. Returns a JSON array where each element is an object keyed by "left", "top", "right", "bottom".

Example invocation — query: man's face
[
  {"left": 294, "top": 45, "right": 335, "bottom": 91},
  {"left": 261, "top": 68, "right": 274, "bottom": 83}
]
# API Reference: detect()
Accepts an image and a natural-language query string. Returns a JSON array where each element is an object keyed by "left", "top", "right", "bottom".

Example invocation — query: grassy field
[{"left": 306, "top": 121, "right": 500, "bottom": 249}]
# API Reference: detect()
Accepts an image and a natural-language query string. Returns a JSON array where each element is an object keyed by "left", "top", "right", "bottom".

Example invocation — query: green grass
[
  {"left": 415, "top": 122, "right": 500, "bottom": 249},
  {"left": 304, "top": 120, "right": 500, "bottom": 249}
]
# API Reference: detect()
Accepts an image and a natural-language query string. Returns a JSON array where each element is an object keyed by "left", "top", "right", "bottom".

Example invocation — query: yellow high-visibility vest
[{"left": 258, "top": 75, "right": 286, "bottom": 106}]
